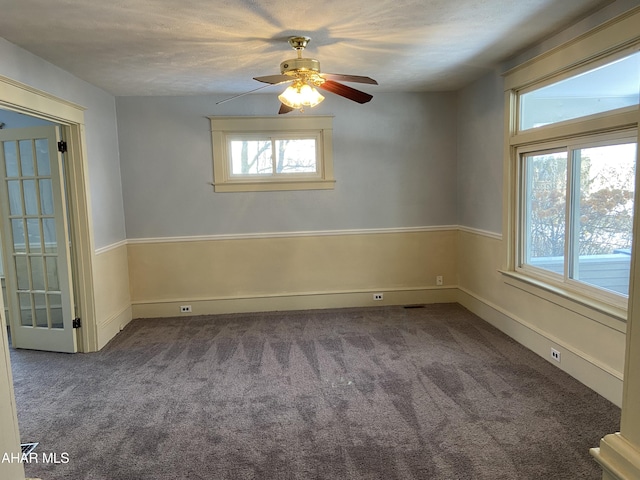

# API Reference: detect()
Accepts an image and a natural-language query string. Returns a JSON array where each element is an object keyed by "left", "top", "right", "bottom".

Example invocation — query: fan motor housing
[{"left": 280, "top": 58, "right": 321, "bottom": 74}]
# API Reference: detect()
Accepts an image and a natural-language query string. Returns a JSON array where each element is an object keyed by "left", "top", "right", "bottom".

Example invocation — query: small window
[
  {"left": 228, "top": 135, "right": 318, "bottom": 176},
  {"left": 519, "top": 51, "right": 640, "bottom": 131},
  {"left": 210, "top": 116, "right": 334, "bottom": 192}
]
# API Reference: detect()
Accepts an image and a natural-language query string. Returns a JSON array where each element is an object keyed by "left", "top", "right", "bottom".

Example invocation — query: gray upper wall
[
  {"left": 0, "top": 38, "right": 126, "bottom": 250},
  {"left": 116, "top": 92, "right": 458, "bottom": 239},
  {"left": 456, "top": 70, "right": 504, "bottom": 235}
]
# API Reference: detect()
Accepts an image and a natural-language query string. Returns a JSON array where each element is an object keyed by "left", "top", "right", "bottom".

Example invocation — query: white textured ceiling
[{"left": 0, "top": 0, "right": 613, "bottom": 96}]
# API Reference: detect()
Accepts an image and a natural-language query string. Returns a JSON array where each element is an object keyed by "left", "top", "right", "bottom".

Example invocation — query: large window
[
  {"left": 507, "top": 42, "right": 639, "bottom": 311},
  {"left": 519, "top": 135, "right": 637, "bottom": 302},
  {"left": 210, "top": 116, "right": 334, "bottom": 192}
]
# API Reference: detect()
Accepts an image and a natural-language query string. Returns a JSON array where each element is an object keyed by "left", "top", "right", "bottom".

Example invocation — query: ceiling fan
[{"left": 218, "top": 36, "right": 378, "bottom": 114}]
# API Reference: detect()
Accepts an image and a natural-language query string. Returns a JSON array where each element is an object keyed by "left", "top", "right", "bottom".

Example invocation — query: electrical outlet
[
  {"left": 373, "top": 293, "right": 383, "bottom": 301},
  {"left": 180, "top": 305, "right": 192, "bottom": 313},
  {"left": 551, "top": 348, "right": 561, "bottom": 362},
  {"left": 436, "top": 275, "right": 443, "bottom": 286}
]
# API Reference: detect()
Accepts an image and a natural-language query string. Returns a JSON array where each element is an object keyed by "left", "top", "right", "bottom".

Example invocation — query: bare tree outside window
[
  {"left": 526, "top": 145, "right": 635, "bottom": 259},
  {"left": 230, "top": 139, "right": 317, "bottom": 176},
  {"left": 576, "top": 144, "right": 636, "bottom": 256},
  {"left": 524, "top": 142, "right": 636, "bottom": 294}
]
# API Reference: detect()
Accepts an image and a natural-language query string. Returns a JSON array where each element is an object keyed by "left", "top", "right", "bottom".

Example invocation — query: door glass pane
[
  {"left": 4, "top": 142, "right": 19, "bottom": 177},
  {"left": 31, "top": 256, "right": 45, "bottom": 290},
  {"left": 572, "top": 142, "right": 636, "bottom": 295},
  {"left": 39, "top": 179, "right": 54, "bottom": 215},
  {"left": 7, "top": 180, "right": 22, "bottom": 215},
  {"left": 18, "top": 293, "right": 33, "bottom": 327},
  {"left": 49, "top": 293, "right": 63, "bottom": 329},
  {"left": 45, "top": 257, "right": 59, "bottom": 291},
  {"left": 35, "top": 138, "right": 51, "bottom": 175},
  {"left": 42, "top": 218, "right": 57, "bottom": 253},
  {"left": 523, "top": 151, "right": 568, "bottom": 274},
  {"left": 14, "top": 256, "right": 29, "bottom": 290},
  {"left": 26, "top": 218, "right": 41, "bottom": 252},
  {"left": 19, "top": 140, "right": 35, "bottom": 176},
  {"left": 34, "top": 293, "right": 48, "bottom": 328},
  {"left": 23, "top": 179, "right": 38, "bottom": 215},
  {"left": 274, "top": 139, "right": 317, "bottom": 173},
  {"left": 11, "top": 219, "right": 26, "bottom": 253},
  {"left": 230, "top": 139, "right": 273, "bottom": 175}
]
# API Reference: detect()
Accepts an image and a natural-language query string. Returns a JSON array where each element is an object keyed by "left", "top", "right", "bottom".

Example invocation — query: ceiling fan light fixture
[{"left": 278, "top": 83, "right": 325, "bottom": 109}]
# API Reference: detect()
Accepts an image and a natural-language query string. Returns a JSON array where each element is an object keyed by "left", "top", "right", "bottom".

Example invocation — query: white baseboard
[
  {"left": 456, "top": 287, "right": 623, "bottom": 406},
  {"left": 131, "top": 287, "right": 459, "bottom": 319},
  {"left": 97, "top": 304, "right": 133, "bottom": 350}
]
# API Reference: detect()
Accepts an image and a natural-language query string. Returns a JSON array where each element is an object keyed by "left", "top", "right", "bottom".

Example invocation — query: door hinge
[
  {"left": 72, "top": 318, "right": 81, "bottom": 329},
  {"left": 57, "top": 141, "right": 67, "bottom": 153}
]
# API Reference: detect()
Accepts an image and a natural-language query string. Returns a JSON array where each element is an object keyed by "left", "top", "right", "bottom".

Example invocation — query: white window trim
[
  {"left": 515, "top": 130, "right": 637, "bottom": 310},
  {"left": 209, "top": 116, "right": 335, "bottom": 192},
  {"left": 502, "top": 7, "right": 640, "bottom": 319}
]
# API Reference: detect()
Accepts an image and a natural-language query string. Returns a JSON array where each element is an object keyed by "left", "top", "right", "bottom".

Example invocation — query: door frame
[{"left": 0, "top": 74, "right": 97, "bottom": 353}]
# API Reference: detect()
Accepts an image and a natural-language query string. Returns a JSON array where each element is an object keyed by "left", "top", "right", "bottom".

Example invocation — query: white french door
[{"left": 0, "top": 126, "right": 77, "bottom": 352}]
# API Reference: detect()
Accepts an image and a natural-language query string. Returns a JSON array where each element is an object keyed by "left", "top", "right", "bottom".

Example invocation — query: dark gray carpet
[{"left": 10, "top": 304, "right": 619, "bottom": 479}]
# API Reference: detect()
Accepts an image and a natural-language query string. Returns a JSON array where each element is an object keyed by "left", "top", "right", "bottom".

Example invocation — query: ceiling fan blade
[
  {"left": 278, "top": 103, "right": 295, "bottom": 115},
  {"left": 318, "top": 80, "right": 373, "bottom": 104},
  {"left": 321, "top": 73, "right": 378, "bottom": 85},
  {"left": 254, "top": 74, "right": 292, "bottom": 85}
]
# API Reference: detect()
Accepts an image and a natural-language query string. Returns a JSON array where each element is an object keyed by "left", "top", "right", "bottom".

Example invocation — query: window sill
[
  {"left": 212, "top": 179, "right": 336, "bottom": 192},
  {"left": 499, "top": 270, "right": 627, "bottom": 331}
]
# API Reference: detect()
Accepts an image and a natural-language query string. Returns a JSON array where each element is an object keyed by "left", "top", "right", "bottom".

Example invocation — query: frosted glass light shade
[{"left": 278, "top": 84, "right": 324, "bottom": 108}]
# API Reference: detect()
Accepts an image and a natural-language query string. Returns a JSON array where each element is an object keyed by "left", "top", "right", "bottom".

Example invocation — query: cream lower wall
[
  {"left": 457, "top": 229, "right": 626, "bottom": 406},
  {"left": 128, "top": 229, "right": 459, "bottom": 318},
  {"left": 93, "top": 243, "right": 133, "bottom": 350}
]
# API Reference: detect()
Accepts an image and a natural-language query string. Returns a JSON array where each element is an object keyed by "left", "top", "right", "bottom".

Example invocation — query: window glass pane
[
  {"left": 274, "top": 139, "right": 317, "bottom": 173},
  {"left": 572, "top": 142, "right": 636, "bottom": 295},
  {"left": 34, "top": 293, "right": 48, "bottom": 328},
  {"left": 15, "top": 256, "right": 29, "bottom": 290},
  {"left": 7, "top": 180, "right": 22, "bottom": 215},
  {"left": 49, "top": 294, "right": 63, "bottom": 329},
  {"left": 19, "top": 293, "right": 33, "bottom": 327},
  {"left": 27, "top": 218, "right": 41, "bottom": 253},
  {"left": 11, "top": 219, "right": 26, "bottom": 253},
  {"left": 30, "top": 256, "right": 45, "bottom": 291},
  {"left": 35, "top": 138, "right": 51, "bottom": 175},
  {"left": 4, "top": 142, "right": 19, "bottom": 177},
  {"left": 42, "top": 218, "right": 57, "bottom": 253},
  {"left": 23, "top": 179, "right": 38, "bottom": 215},
  {"left": 523, "top": 151, "right": 568, "bottom": 274},
  {"left": 19, "top": 140, "right": 35, "bottom": 176},
  {"left": 230, "top": 140, "right": 272, "bottom": 175},
  {"left": 39, "top": 179, "right": 54, "bottom": 215},
  {"left": 45, "top": 257, "right": 59, "bottom": 291},
  {"left": 520, "top": 51, "right": 640, "bottom": 130}
]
